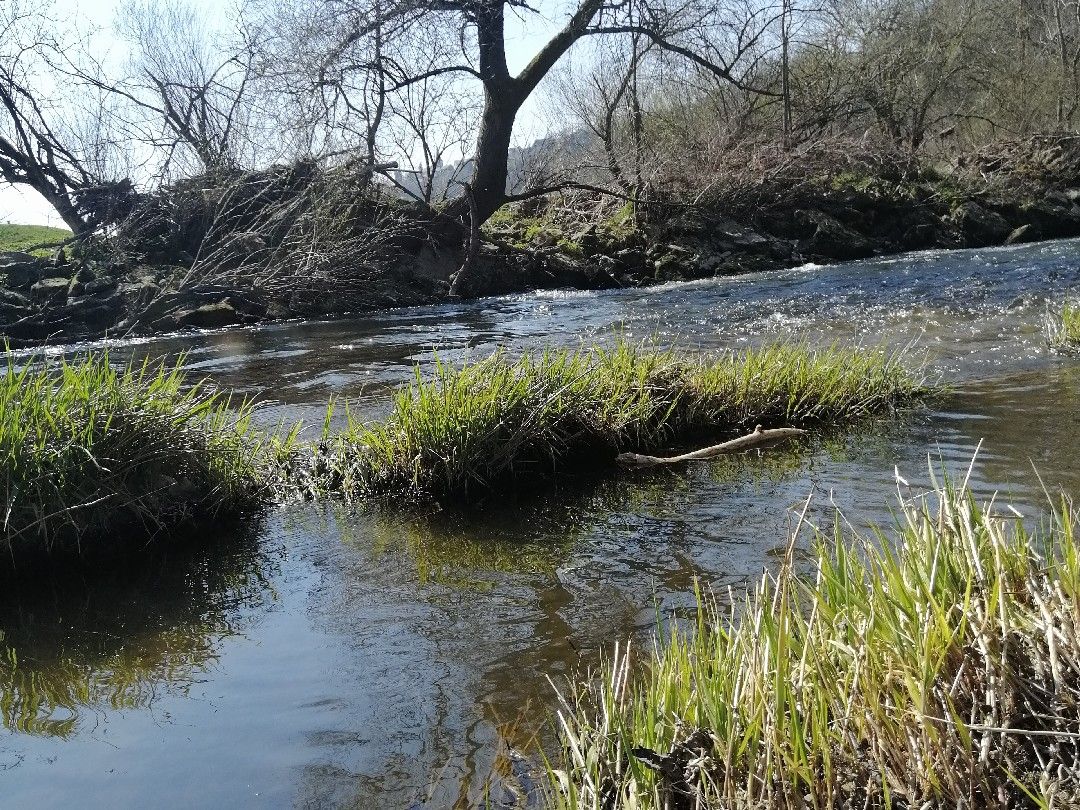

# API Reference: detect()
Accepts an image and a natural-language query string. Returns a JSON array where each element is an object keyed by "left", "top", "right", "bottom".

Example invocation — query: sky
[{"left": 0, "top": 0, "right": 574, "bottom": 228}]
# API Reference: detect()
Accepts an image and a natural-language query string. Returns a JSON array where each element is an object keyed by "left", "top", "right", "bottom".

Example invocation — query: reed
[
  {"left": 313, "top": 342, "right": 929, "bottom": 504},
  {"left": 547, "top": 478, "right": 1080, "bottom": 809},
  {"left": 0, "top": 353, "right": 281, "bottom": 552}
]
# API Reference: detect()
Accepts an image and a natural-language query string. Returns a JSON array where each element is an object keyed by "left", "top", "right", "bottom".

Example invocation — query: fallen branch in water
[{"left": 616, "top": 425, "right": 806, "bottom": 468}]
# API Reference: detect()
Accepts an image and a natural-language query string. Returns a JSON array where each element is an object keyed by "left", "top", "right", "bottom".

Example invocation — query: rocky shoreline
[{"left": 4, "top": 180, "right": 1079, "bottom": 348}]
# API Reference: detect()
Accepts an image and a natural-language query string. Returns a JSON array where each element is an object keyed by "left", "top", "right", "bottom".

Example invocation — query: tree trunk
[
  {"left": 468, "top": 88, "right": 520, "bottom": 224},
  {"left": 41, "top": 188, "right": 88, "bottom": 237}
]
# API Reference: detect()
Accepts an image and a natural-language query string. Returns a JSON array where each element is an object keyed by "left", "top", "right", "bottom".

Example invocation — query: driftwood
[{"left": 617, "top": 425, "right": 806, "bottom": 468}]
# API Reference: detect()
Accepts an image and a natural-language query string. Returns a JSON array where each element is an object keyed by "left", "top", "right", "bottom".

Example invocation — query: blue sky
[{"left": 0, "top": 0, "right": 574, "bottom": 227}]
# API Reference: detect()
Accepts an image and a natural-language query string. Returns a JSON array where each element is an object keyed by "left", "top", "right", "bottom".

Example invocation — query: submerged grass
[
  {"left": 0, "top": 353, "right": 284, "bottom": 553},
  {"left": 548, "top": 478, "right": 1080, "bottom": 809},
  {"left": 1049, "top": 300, "right": 1080, "bottom": 353},
  {"left": 312, "top": 342, "right": 930, "bottom": 504}
]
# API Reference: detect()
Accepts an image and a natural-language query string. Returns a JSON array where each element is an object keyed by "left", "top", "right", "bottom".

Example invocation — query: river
[{"left": 2, "top": 239, "right": 1080, "bottom": 808}]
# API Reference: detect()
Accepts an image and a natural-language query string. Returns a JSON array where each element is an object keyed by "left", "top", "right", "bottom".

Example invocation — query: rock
[
  {"left": 119, "top": 279, "right": 161, "bottom": 309},
  {"left": 51, "top": 248, "right": 66, "bottom": 267},
  {"left": 801, "top": 211, "right": 877, "bottom": 260},
  {"left": 614, "top": 248, "right": 647, "bottom": 270},
  {"left": 1005, "top": 223, "right": 1041, "bottom": 245},
  {"left": 951, "top": 201, "right": 1012, "bottom": 245},
  {"left": 0, "top": 289, "right": 30, "bottom": 307},
  {"left": 67, "top": 279, "right": 85, "bottom": 297},
  {"left": 172, "top": 300, "right": 243, "bottom": 329},
  {"left": 29, "top": 277, "right": 70, "bottom": 304},
  {"left": 76, "top": 265, "right": 95, "bottom": 283},
  {"left": 653, "top": 252, "right": 685, "bottom": 282},
  {"left": 1019, "top": 199, "right": 1080, "bottom": 239},
  {"left": 0, "top": 258, "right": 44, "bottom": 289},
  {"left": 83, "top": 277, "right": 118, "bottom": 296},
  {"left": 0, "top": 251, "right": 37, "bottom": 266}
]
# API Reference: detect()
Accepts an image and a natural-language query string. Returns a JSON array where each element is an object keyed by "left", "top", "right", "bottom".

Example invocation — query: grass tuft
[
  {"left": 548, "top": 479, "right": 1080, "bottom": 809},
  {"left": 0, "top": 353, "right": 281, "bottom": 553},
  {"left": 311, "top": 342, "right": 930, "bottom": 504},
  {"left": 1049, "top": 300, "right": 1080, "bottom": 353}
]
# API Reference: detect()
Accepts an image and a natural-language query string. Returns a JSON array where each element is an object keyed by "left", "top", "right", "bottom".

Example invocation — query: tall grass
[
  {"left": 1049, "top": 300, "right": 1080, "bottom": 353},
  {"left": 0, "top": 353, "right": 279, "bottom": 552},
  {"left": 313, "top": 342, "right": 929, "bottom": 504},
  {"left": 548, "top": 478, "right": 1080, "bottom": 809}
]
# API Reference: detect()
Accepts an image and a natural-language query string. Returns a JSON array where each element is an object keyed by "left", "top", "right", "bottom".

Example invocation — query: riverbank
[
  {"left": 1, "top": 342, "right": 930, "bottom": 558},
  {"left": 4, "top": 138, "right": 1080, "bottom": 347},
  {"left": 547, "top": 478, "right": 1080, "bottom": 809}
]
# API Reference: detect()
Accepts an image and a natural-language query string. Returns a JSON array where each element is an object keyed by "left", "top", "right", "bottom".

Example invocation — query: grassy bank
[
  {"left": 312, "top": 342, "right": 929, "bottom": 505},
  {"left": 1050, "top": 301, "right": 1080, "bottom": 353},
  {"left": 548, "top": 480, "right": 1080, "bottom": 809},
  {"left": 0, "top": 224, "right": 71, "bottom": 255},
  {"left": 1, "top": 354, "right": 278, "bottom": 553}
]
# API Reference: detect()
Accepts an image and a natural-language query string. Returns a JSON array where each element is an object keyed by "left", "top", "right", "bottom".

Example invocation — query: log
[{"left": 616, "top": 425, "right": 806, "bottom": 468}]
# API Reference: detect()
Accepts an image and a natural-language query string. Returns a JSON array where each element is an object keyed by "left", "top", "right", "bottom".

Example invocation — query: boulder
[
  {"left": 171, "top": 300, "right": 243, "bottom": 329},
  {"left": 84, "top": 277, "right": 119, "bottom": 296},
  {"left": 29, "top": 277, "right": 70, "bottom": 304},
  {"left": 951, "top": 202, "right": 1012, "bottom": 245},
  {"left": 1005, "top": 223, "right": 1041, "bottom": 245},
  {"left": 1019, "top": 199, "right": 1080, "bottom": 239},
  {"left": 801, "top": 210, "right": 877, "bottom": 260},
  {"left": 0, "top": 258, "right": 44, "bottom": 289}
]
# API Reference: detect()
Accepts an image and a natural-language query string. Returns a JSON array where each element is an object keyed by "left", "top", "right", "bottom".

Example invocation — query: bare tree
[
  {"left": 0, "top": 2, "right": 113, "bottom": 235},
  {"left": 107, "top": 0, "right": 264, "bottom": 176}
]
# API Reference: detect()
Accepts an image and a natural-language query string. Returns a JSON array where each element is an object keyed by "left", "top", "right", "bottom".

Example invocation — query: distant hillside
[{"left": 0, "top": 224, "right": 71, "bottom": 255}]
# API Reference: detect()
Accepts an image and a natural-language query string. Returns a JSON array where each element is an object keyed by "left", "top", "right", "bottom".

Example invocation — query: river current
[{"left": 2, "top": 239, "right": 1080, "bottom": 807}]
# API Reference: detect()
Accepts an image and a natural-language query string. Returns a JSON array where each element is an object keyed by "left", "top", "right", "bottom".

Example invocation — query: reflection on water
[
  {"left": 0, "top": 523, "right": 276, "bottom": 738},
  {"left": 3, "top": 239, "right": 1080, "bottom": 807}
]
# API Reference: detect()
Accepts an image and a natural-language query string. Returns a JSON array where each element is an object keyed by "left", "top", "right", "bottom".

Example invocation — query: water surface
[{"left": 3, "top": 239, "right": 1080, "bottom": 808}]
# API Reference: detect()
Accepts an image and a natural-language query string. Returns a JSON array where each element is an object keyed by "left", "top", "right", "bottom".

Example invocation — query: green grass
[
  {"left": 0, "top": 224, "right": 71, "bottom": 256},
  {"left": 547, "top": 479, "right": 1080, "bottom": 809},
  {"left": 1049, "top": 301, "right": 1080, "bottom": 353},
  {"left": 311, "top": 342, "right": 930, "bottom": 505},
  {"left": 0, "top": 353, "right": 285, "bottom": 553}
]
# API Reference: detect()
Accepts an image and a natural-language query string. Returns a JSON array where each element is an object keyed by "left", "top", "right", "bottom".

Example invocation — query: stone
[
  {"left": 172, "top": 300, "right": 243, "bottom": 329},
  {"left": 1005, "top": 224, "right": 1041, "bottom": 245},
  {"left": 119, "top": 280, "right": 161, "bottom": 308},
  {"left": 76, "top": 265, "right": 96, "bottom": 283},
  {"left": 951, "top": 202, "right": 1012, "bottom": 245},
  {"left": 0, "top": 289, "right": 30, "bottom": 307},
  {"left": 0, "top": 251, "right": 37, "bottom": 266},
  {"left": 83, "top": 276, "right": 118, "bottom": 296},
  {"left": 1, "top": 259, "right": 43, "bottom": 289},
  {"left": 802, "top": 211, "right": 876, "bottom": 260},
  {"left": 29, "top": 277, "right": 70, "bottom": 304}
]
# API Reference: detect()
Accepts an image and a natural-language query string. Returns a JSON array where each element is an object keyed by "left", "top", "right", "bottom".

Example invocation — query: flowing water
[{"left": 3, "top": 239, "right": 1080, "bottom": 808}]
